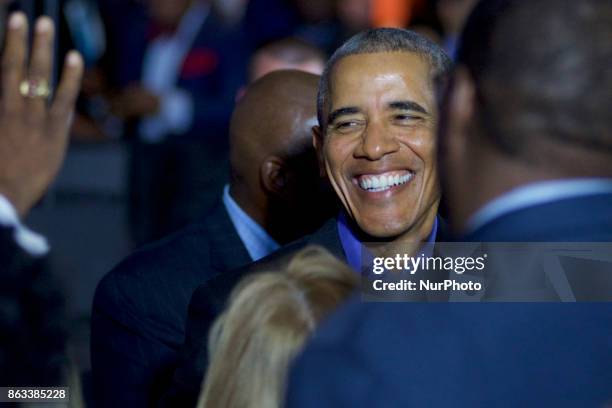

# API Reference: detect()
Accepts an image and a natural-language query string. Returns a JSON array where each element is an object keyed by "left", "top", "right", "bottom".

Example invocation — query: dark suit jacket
[
  {"left": 161, "top": 218, "right": 344, "bottom": 406},
  {"left": 0, "top": 225, "right": 68, "bottom": 387},
  {"left": 286, "top": 193, "right": 612, "bottom": 408},
  {"left": 106, "top": 7, "right": 248, "bottom": 149},
  {"left": 175, "top": 13, "right": 248, "bottom": 151},
  {"left": 91, "top": 202, "right": 251, "bottom": 407},
  {"left": 165, "top": 216, "right": 450, "bottom": 406}
]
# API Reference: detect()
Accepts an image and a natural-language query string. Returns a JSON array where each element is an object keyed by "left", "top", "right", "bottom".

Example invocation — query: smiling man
[
  {"left": 164, "top": 28, "right": 452, "bottom": 404},
  {"left": 286, "top": 1, "right": 612, "bottom": 406},
  {"left": 314, "top": 31, "right": 451, "bottom": 268}
]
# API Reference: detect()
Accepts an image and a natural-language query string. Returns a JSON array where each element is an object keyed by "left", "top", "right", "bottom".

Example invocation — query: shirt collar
[
  {"left": 337, "top": 212, "right": 438, "bottom": 272},
  {"left": 466, "top": 178, "right": 612, "bottom": 234},
  {"left": 222, "top": 185, "right": 280, "bottom": 261}
]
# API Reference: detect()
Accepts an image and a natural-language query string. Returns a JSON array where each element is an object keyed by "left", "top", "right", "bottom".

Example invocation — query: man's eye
[
  {"left": 335, "top": 121, "right": 359, "bottom": 131},
  {"left": 393, "top": 114, "right": 425, "bottom": 126},
  {"left": 395, "top": 114, "right": 419, "bottom": 121}
]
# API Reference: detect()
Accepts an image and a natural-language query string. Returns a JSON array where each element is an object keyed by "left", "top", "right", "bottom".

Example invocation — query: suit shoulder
[
  {"left": 94, "top": 221, "right": 213, "bottom": 307},
  {"left": 188, "top": 238, "right": 309, "bottom": 316},
  {"left": 188, "top": 218, "right": 340, "bottom": 316},
  {"left": 116, "top": 222, "right": 212, "bottom": 277}
]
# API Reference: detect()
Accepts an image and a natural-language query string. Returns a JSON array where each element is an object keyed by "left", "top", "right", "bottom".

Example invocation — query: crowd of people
[{"left": 1, "top": 0, "right": 612, "bottom": 407}]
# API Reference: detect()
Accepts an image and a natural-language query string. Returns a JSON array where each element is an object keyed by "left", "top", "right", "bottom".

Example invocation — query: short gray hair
[{"left": 317, "top": 28, "right": 452, "bottom": 128}]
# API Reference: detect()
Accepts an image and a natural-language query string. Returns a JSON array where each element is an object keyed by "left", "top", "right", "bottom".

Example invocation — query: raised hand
[{"left": 0, "top": 12, "right": 84, "bottom": 216}]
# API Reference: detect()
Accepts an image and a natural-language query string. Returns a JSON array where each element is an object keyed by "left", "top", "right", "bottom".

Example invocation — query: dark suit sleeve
[
  {"left": 91, "top": 267, "right": 179, "bottom": 407},
  {"left": 1, "top": 225, "right": 69, "bottom": 387},
  {"left": 0, "top": 224, "right": 31, "bottom": 273},
  {"left": 158, "top": 278, "right": 235, "bottom": 407},
  {"left": 284, "top": 298, "right": 384, "bottom": 408},
  {"left": 286, "top": 347, "right": 380, "bottom": 408}
]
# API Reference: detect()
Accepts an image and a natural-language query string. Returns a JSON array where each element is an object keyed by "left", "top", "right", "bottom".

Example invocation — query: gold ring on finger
[{"left": 19, "top": 78, "right": 51, "bottom": 99}]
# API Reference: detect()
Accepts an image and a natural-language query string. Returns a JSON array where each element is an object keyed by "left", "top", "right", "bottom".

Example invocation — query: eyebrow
[
  {"left": 388, "top": 100, "right": 428, "bottom": 115},
  {"left": 327, "top": 107, "right": 361, "bottom": 125},
  {"left": 327, "top": 100, "right": 429, "bottom": 125}
]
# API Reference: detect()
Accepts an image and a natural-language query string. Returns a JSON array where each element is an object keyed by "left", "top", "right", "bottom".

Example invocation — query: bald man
[{"left": 91, "top": 70, "right": 335, "bottom": 407}]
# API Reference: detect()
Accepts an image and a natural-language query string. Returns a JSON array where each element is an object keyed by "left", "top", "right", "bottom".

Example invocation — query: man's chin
[{"left": 354, "top": 219, "right": 415, "bottom": 242}]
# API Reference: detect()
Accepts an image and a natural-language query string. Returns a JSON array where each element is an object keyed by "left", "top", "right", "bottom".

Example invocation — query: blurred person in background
[
  {"left": 92, "top": 70, "right": 335, "bottom": 408},
  {"left": 248, "top": 37, "right": 326, "bottom": 81},
  {"left": 286, "top": 1, "right": 612, "bottom": 406},
  {"left": 340, "top": 0, "right": 433, "bottom": 39},
  {"left": 0, "top": 9, "right": 83, "bottom": 399},
  {"left": 170, "top": 27, "right": 453, "bottom": 404},
  {"left": 235, "top": 36, "right": 326, "bottom": 99},
  {"left": 437, "top": 0, "right": 477, "bottom": 58},
  {"left": 62, "top": 0, "right": 115, "bottom": 142},
  {"left": 109, "top": 0, "right": 249, "bottom": 247},
  {"left": 371, "top": 0, "right": 422, "bottom": 28},
  {"left": 245, "top": 0, "right": 371, "bottom": 56},
  {"left": 335, "top": 0, "right": 371, "bottom": 42},
  {"left": 240, "top": 0, "right": 301, "bottom": 47},
  {"left": 211, "top": 0, "right": 249, "bottom": 26},
  {"left": 197, "top": 246, "right": 357, "bottom": 408},
  {"left": 291, "top": 0, "right": 339, "bottom": 53}
]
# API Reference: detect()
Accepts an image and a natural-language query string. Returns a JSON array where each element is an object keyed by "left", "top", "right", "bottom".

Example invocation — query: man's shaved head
[
  {"left": 228, "top": 70, "right": 334, "bottom": 243},
  {"left": 230, "top": 70, "right": 319, "bottom": 185}
]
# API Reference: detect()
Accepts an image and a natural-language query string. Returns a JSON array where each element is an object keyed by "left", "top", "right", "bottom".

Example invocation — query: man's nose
[{"left": 355, "top": 122, "right": 400, "bottom": 160}]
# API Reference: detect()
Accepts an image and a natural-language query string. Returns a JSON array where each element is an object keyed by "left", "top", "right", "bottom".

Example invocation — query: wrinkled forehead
[{"left": 328, "top": 52, "right": 435, "bottom": 115}]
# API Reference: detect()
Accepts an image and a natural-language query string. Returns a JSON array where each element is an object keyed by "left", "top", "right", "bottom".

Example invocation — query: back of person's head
[
  {"left": 457, "top": 0, "right": 612, "bottom": 166},
  {"left": 228, "top": 70, "right": 337, "bottom": 244},
  {"left": 439, "top": 0, "right": 612, "bottom": 231},
  {"left": 198, "top": 246, "right": 358, "bottom": 408}
]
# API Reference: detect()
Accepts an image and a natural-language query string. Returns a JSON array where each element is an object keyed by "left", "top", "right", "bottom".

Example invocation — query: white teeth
[{"left": 358, "top": 172, "right": 413, "bottom": 192}]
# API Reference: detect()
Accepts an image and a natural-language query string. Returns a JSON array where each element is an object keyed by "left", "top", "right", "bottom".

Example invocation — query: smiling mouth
[{"left": 355, "top": 170, "right": 414, "bottom": 192}]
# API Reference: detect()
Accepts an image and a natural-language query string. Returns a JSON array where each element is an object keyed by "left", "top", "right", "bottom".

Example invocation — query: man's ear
[
  {"left": 451, "top": 67, "right": 476, "bottom": 128},
  {"left": 443, "top": 66, "right": 477, "bottom": 161},
  {"left": 261, "top": 156, "right": 288, "bottom": 195},
  {"left": 312, "top": 125, "right": 327, "bottom": 178}
]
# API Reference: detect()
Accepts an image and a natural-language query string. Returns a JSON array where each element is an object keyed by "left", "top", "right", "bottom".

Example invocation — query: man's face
[{"left": 319, "top": 52, "right": 439, "bottom": 238}]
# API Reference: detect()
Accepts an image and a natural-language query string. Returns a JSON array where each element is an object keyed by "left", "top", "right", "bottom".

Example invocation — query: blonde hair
[{"left": 197, "top": 246, "right": 358, "bottom": 408}]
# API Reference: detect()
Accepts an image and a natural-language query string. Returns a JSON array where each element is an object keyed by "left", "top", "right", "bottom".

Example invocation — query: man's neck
[
  {"left": 228, "top": 183, "right": 267, "bottom": 229},
  {"left": 229, "top": 183, "right": 295, "bottom": 244},
  {"left": 456, "top": 142, "right": 612, "bottom": 233},
  {"left": 466, "top": 178, "right": 612, "bottom": 235}
]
